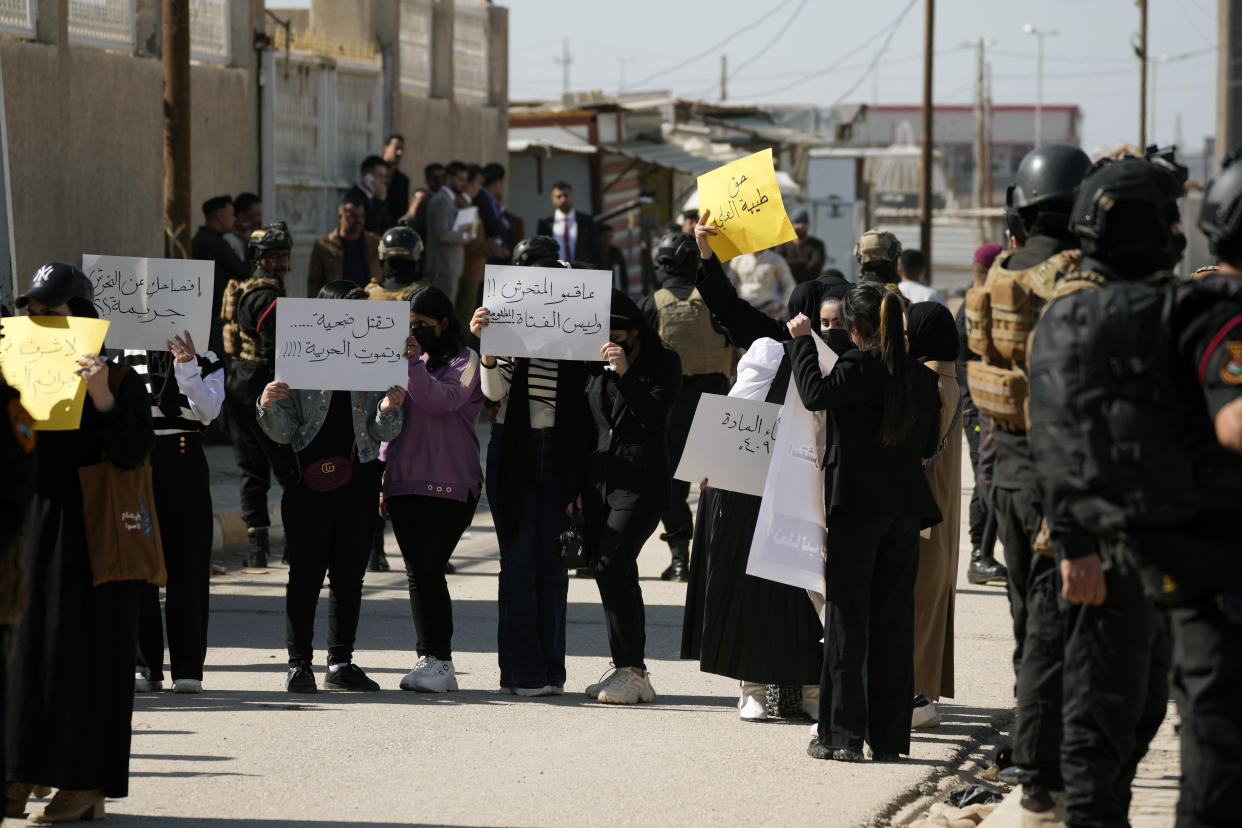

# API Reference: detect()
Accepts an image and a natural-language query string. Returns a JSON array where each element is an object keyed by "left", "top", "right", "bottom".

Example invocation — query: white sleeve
[
  {"left": 480, "top": 357, "right": 511, "bottom": 402},
  {"left": 729, "top": 338, "right": 785, "bottom": 401},
  {"left": 174, "top": 359, "right": 225, "bottom": 424}
]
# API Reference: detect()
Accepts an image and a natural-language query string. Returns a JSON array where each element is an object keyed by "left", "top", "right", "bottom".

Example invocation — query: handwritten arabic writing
[
  {"left": 674, "top": 394, "right": 782, "bottom": 497},
  {"left": 275, "top": 298, "right": 410, "bottom": 391},
  {"left": 696, "top": 148, "right": 798, "bottom": 262},
  {"left": 83, "top": 255, "right": 214, "bottom": 351},
  {"left": 480, "top": 265, "right": 612, "bottom": 362},
  {"left": 0, "top": 315, "right": 111, "bottom": 430},
  {"left": 719, "top": 409, "right": 777, "bottom": 456}
]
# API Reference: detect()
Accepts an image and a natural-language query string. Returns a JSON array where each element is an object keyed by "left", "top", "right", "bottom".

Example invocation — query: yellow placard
[
  {"left": 0, "top": 316, "right": 111, "bottom": 430},
  {"left": 696, "top": 148, "right": 798, "bottom": 262}
]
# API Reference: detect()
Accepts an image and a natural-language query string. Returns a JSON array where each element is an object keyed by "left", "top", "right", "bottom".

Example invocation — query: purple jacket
[{"left": 381, "top": 348, "right": 484, "bottom": 502}]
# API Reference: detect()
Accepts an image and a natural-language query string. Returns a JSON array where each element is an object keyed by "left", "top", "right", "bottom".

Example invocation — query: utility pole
[
  {"left": 984, "top": 61, "right": 993, "bottom": 206},
  {"left": 919, "top": 0, "right": 934, "bottom": 274},
  {"left": 1023, "top": 24, "right": 1058, "bottom": 148},
  {"left": 1216, "top": 0, "right": 1242, "bottom": 162},
  {"left": 163, "top": 0, "right": 190, "bottom": 259},
  {"left": 1138, "top": 0, "right": 1148, "bottom": 147},
  {"left": 975, "top": 38, "right": 985, "bottom": 242},
  {"left": 554, "top": 38, "right": 571, "bottom": 97},
  {"left": 720, "top": 54, "right": 728, "bottom": 101}
]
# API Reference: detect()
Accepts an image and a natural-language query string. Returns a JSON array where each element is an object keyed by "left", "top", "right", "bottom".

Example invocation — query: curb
[{"left": 211, "top": 504, "right": 284, "bottom": 554}]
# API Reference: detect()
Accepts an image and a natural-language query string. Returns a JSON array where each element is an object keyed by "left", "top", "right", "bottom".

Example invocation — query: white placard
[
  {"left": 480, "top": 265, "right": 610, "bottom": 362},
  {"left": 275, "top": 298, "right": 409, "bottom": 391},
  {"left": 83, "top": 254, "right": 213, "bottom": 351},
  {"left": 746, "top": 335, "right": 839, "bottom": 593},
  {"left": 453, "top": 206, "right": 478, "bottom": 232},
  {"left": 674, "top": 393, "right": 781, "bottom": 497}
]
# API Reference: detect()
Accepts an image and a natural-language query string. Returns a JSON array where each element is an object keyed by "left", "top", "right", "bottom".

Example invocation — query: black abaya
[{"left": 7, "top": 367, "right": 152, "bottom": 798}]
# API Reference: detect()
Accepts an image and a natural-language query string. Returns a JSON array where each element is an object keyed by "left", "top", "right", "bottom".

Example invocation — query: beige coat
[{"left": 912, "top": 360, "right": 962, "bottom": 700}]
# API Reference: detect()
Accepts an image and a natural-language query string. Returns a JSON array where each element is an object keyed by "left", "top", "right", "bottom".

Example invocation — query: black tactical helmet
[
  {"left": 1071, "top": 156, "right": 1186, "bottom": 271},
  {"left": 512, "top": 235, "right": 561, "bottom": 267},
  {"left": 16, "top": 262, "right": 94, "bottom": 309},
  {"left": 1011, "top": 144, "right": 1093, "bottom": 209},
  {"left": 1199, "top": 147, "right": 1242, "bottom": 258},
  {"left": 248, "top": 221, "right": 293, "bottom": 254},
  {"left": 654, "top": 232, "right": 697, "bottom": 277},
  {"left": 379, "top": 225, "right": 424, "bottom": 262}
]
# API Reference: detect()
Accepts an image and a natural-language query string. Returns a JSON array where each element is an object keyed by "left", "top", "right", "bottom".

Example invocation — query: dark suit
[
  {"left": 386, "top": 168, "right": 410, "bottom": 224},
  {"left": 191, "top": 225, "right": 249, "bottom": 354},
  {"left": 581, "top": 345, "right": 683, "bottom": 668},
  {"left": 536, "top": 211, "right": 603, "bottom": 268},
  {"left": 345, "top": 184, "right": 392, "bottom": 236},
  {"left": 790, "top": 338, "right": 941, "bottom": 756}
]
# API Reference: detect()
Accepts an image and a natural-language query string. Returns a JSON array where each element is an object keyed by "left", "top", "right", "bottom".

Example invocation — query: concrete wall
[{"left": 395, "top": 95, "right": 506, "bottom": 185}]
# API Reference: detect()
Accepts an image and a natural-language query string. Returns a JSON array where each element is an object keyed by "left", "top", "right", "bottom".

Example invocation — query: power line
[
  {"left": 626, "top": 0, "right": 796, "bottom": 90},
  {"left": 727, "top": 0, "right": 811, "bottom": 83},
  {"left": 830, "top": 0, "right": 919, "bottom": 105}
]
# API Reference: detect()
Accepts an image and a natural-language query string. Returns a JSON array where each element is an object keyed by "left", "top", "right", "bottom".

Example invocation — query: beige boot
[
  {"left": 29, "top": 789, "right": 105, "bottom": 824},
  {"left": 738, "top": 682, "right": 767, "bottom": 721},
  {"left": 6, "top": 782, "right": 52, "bottom": 818}
]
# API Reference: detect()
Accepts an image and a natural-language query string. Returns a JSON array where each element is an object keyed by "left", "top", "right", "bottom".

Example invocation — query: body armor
[
  {"left": 220, "top": 274, "right": 283, "bottom": 362},
  {"left": 653, "top": 288, "right": 734, "bottom": 377}
]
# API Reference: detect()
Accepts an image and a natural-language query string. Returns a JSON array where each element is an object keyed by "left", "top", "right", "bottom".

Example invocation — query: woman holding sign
[
  {"left": 574, "top": 291, "right": 682, "bottom": 705},
  {"left": 257, "top": 280, "right": 406, "bottom": 694},
  {"left": 7, "top": 264, "right": 152, "bottom": 823}
]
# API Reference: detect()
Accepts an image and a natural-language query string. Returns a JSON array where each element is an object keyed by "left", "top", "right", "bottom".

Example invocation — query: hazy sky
[{"left": 278, "top": 0, "right": 1218, "bottom": 154}]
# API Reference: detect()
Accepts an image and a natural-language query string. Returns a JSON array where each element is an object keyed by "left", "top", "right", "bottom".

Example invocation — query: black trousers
[
  {"left": 1013, "top": 553, "right": 1064, "bottom": 790},
  {"left": 226, "top": 395, "right": 296, "bottom": 530},
  {"left": 659, "top": 373, "right": 729, "bottom": 547},
  {"left": 1061, "top": 545, "right": 1170, "bottom": 827},
  {"left": 592, "top": 506, "right": 663, "bottom": 670},
  {"left": 137, "top": 434, "right": 213, "bottom": 682},
  {"left": 388, "top": 493, "right": 478, "bottom": 662},
  {"left": 962, "top": 410, "right": 986, "bottom": 548},
  {"left": 282, "top": 460, "right": 382, "bottom": 665},
  {"left": 1171, "top": 596, "right": 1242, "bottom": 828},
  {"left": 994, "top": 484, "right": 1043, "bottom": 674},
  {"left": 818, "top": 512, "right": 920, "bottom": 754}
]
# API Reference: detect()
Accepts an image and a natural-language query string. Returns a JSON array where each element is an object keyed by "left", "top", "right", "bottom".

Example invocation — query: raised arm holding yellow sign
[
  {"left": 696, "top": 148, "right": 798, "bottom": 262},
  {"left": 0, "top": 315, "right": 110, "bottom": 430}
]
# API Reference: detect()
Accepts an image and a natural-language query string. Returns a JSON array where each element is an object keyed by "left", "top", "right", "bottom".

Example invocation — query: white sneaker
[
  {"left": 514, "top": 685, "right": 558, "bottom": 697},
  {"left": 802, "top": 685, "right": 820, "bottom": 721},
  {"left": 399, "top": 655, "right": 458, "bottom": 693},
  {"left": 597, "top": 669, "right": 656, "bottom": 705},
  {"left": 172, "top": 679, "right": 202, "bottom": 694},
  {"left": 911, "top": 695, "right": 942, "bottom": 729},
  {"left": 585, "top": 665, "right": 619, "bottom": 699},
  {"left": 134, "top": 674, "right": 162, "bottom": 693},
  {"left": 738, "top": 682, "right": 767, "bottom": 721}
]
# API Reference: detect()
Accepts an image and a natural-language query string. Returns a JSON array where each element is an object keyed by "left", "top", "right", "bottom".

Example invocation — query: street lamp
[{"left": 1023, "top": 23, "right": 1059, "bottom": 147}]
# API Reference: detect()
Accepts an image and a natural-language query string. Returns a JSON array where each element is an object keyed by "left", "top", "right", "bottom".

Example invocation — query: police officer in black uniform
[
  {"left": 222, "top": 222, "right": 297, "bottom": 568},
  {"left": 1030, "top": 154, "right": 1182, "bottom": 827}
]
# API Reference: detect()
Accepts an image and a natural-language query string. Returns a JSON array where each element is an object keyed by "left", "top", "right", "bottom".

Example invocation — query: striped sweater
[{"left": 121, "top": 349, "right": 225, "bottom": 436}]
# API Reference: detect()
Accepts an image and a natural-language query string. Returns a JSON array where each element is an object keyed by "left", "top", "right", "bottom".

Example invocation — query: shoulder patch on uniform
[
  {"left": 7, "top": 398, "right": 35, "bottom": 453},
  {"left": 1220, "top": 341, "right": 1242, "bottom": 385}
]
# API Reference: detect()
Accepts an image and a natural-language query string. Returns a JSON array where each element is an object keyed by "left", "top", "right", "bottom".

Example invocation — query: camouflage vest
[
  {"left": 364, "top": 279, "right": 422, "bottom": 302},
  {"left": 653, "top": 288, "right": 734, "bottom": 377},
  {"left": 220, "top": 273, "right": 283, "bottom": 362}
]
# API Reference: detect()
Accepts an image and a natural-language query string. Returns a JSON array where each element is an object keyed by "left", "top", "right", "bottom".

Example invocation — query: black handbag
[{"left": 557, "top": 505, "right": 592, "bottom": 570}]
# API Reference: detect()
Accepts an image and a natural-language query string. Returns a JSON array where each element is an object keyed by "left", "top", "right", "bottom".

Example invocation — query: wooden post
[{"left": 163, "top": 0, "right": 190, "bottom": 259}]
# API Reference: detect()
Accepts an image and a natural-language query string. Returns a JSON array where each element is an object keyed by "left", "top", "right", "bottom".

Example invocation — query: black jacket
[
  {"left": 386, "top": 168, "right": 410, "bottom": 224},
  {"left": 191, "top": 225, "right": 249, "bottom": 315},
  {"left": 345, "top": 184, "right": 392, "bottom": 236},
  {"left": 790, "top": 338, "right": 942, "bottom": 528},
  {"left": 583, "top": 344, "right": 683, "bottom": 512},
  {"left": 536, "top": 211, "right": 603, "bottom": 268},
  {"left": 224, "top": 276, "right": 283, "bottom": 404},
  {"left": 694, "top": 255, "right": 789, "bottom": 349}
]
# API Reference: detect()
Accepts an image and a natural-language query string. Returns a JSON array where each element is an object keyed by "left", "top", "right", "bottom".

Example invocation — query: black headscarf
[
  {"left": 787, "top": 280, "right": 826, "bottom": 328},
  {"left": 906, "top": 302, "right": 958, "bottom": 362}
]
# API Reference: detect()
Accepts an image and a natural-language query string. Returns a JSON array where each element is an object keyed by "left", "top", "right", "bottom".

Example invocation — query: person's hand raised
[
  {"left": 786, "top": 313, "right": 813, "bottom": 339},
  {"left": 259, "top": 380, "right": 289, "bottom": 408},
  {"left": 694, "top": 209, "right": 718, "bottom": 260}
]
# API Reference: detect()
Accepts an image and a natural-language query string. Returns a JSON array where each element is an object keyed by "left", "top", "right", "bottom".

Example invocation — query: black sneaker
[
  {"left": 323, "top": 663, "right": 380, "bottom": 692},
  {"left": 286, "top": 662, "right": 317, "bottom": 693},
  {"left": 871, "top": 751, "right": 904, "bottom": 762}
]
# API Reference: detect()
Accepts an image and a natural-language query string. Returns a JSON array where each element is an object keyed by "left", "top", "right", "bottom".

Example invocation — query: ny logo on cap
[{"left": 33, "top": 264, "right": 53, "bottom": 285}]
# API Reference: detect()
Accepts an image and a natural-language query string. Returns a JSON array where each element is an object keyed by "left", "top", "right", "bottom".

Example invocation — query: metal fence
[
  {"left": 399, "top": 0, "right": 431, "bottom": 96},
  {"left": 189, "top": 0, "right": 229, "bottom": 63},
  {"left": 0, "top": 0, "right": 34, "bottom": 39},
  {"left": 453, "top": 2, "right": 488, "bottom": 103},
  {"left": 68, "top": 0, "right": 135, "bottom": 50}
]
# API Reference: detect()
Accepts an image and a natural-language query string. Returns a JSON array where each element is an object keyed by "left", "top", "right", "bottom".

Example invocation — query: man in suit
[
  {"left": 383, "top": 134, "right": 409, "bottom": 225},
  {"left": 424, "top": 160, "right": 471, "bottom": 302},
  {"left": 536, "top": 181, "right": 602, "bottom": 267},
  {"left": 345, "top": 155, "right": 392, "bottom": 235},
  {"left": 307, "top": 194, "right": 381, "bottom": 297},
  {"left": 191, "top": 195, "right": 249, "bottom": 354}
]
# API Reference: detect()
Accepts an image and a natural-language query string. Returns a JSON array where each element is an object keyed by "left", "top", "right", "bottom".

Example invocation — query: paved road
[{"left": 98, "top": 443, "right": 1023, "bottom": 827}]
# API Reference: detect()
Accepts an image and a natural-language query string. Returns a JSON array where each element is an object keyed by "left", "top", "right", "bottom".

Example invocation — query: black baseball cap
[{"left": 15, "top": 261, "right": 94, "bottom": 309}]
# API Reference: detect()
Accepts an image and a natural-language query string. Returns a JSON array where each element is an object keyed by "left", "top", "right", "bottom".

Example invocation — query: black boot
[
  {"left": 660, "top": 543, "right": 689, "bottom": 582},
  {"left": 967, "top": 547, "right": 1007, "bottom": 585},
  {"left": 368, "top": 548, "right": 390, "bottom": 572},
  {"left": 245, "top": 528, "right": 269, "bottom": 568}
]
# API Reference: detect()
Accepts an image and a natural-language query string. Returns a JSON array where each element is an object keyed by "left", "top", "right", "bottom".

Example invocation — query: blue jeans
[{"left": 488, "top": 425, "right": 570, "bottom": 689}]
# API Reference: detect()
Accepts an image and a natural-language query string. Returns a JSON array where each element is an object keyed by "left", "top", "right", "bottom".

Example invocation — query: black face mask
[
  {"left": 412, "top": 324, "right": 439, "bottom": 353},
  {"left": 610, "top": 336, "right": 633, "bottom": 356},
  {"left": 820, "top": 328, "right": 854, "bottom": 357}
]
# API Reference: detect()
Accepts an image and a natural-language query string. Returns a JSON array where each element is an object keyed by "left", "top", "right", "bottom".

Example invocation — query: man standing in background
[
  {"left": 307, "top": 195, "right": 381, "bottom": 296},
  {"left": 898, "top": 249, "right": 947, "bottom": 306},
  {"left": 537, "top": 181, "right": 601, "bottom": 267},
  {"left": 229, "top": 192, "right": 263, "bottom": 263},
  {"left": 191, "top": 195, "right": 249, "bottom": 355},
  {"left": 425, "top": 160, "right": 470, "bottom": 302},
  {"left": 383, "top": 135, "right": 409, "bottom": 226},
  {"left": 776, "top": 209, "right": 827, "bottom": 283},
  {"left": 346, "top": 155, "right": 392, "bottom": 235}
]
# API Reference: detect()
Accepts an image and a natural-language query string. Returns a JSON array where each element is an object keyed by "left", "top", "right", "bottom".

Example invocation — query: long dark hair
[
  {"left": 840, "top": 282, "right": 913, "bottom": 447},
  {"left": 318, "top": 280, "right": 368, "bottom": 300},
  {"left": 409, "top": 284, "right": 466, "bottom": 370}
]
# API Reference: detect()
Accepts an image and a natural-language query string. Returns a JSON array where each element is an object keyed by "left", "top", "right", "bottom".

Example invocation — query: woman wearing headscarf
[
  {"left": 6, "top": 263, "right": 152, "bottom": 823},
  {"left": 573, "top": 291, "right": 681, "bottom": 705},
  {"left": 905, "top": 302, "right": 963, "bottom": 729},
  {"left": 381, "top": 285, "right": 484, "bottom": 693},
  {"left": 258, "top": 280, "right": 406, "bottom": 694}
]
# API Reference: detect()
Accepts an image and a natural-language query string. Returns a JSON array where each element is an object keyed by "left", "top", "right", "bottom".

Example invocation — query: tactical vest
[
  {"left": 965, "top": 248, "right": 1080, "bottom": 431},
  {"left": 364, "top": 279, "right": 422, "bottom": 302},
  {"left": 220, "top": 274, "right": 283, "bottom": 362},
  {"left": 654, "top": 288, "right": 734, "bottom": 377}
]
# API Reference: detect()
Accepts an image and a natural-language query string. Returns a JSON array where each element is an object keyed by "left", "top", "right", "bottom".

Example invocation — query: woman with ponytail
[{"left": 786, "top": 280, "right": 942, "bottom": 763}]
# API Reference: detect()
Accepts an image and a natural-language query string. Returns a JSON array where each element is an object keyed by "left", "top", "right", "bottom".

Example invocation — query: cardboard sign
[
  {"left": 453, "top": 206, "right": 479, "bottom": 232},
  {"left": 746, "top": 335, "right": 838, "bottom": 593},
  {"left": 0, "top": 315, "right": 110, "bottom": 430},
  {"left": 480, "top": 265, "right": 610, "bottom": 362},
  {"left": 674, "top": 393, "right": 782, "bottom": 497},
  {"left": 275, "top": 298, "right": 409, "bottom": 391},
  {"left": 83, "top": 255, "right": 213, "bottom": 351},
  {"left": 697, "top": 148, "right": 798, "bottom": 262}
]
